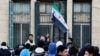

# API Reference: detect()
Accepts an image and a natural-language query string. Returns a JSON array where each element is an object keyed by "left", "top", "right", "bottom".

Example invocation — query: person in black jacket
[
  {"left": 69, "top": 45, "right": 79, "bottom": 56},
  {"left": 34, "top": 40, "right": 45, "bottom": 56},
  {"left": 0, "top": 42, "right": 11, "bottom": 56},
  {"left": 0, "top": 49, "right": 6, "bottom": 56},
  {"left": 14, "top": 44, "right": 25, "bottom": 55},
  {"left": 66, "top": 38, "right": 73, "bottom": 52}
]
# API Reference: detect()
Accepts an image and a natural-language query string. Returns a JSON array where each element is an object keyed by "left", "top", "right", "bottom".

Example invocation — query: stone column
[
  {"left": 67, "top": 0, "right": 72, "bottom": 38},
  {"left": 0, "top": 0, "right": 9, "bottom": 44},
  {"left": 31, "top": 0, "right": 36, "bottom": 43}
]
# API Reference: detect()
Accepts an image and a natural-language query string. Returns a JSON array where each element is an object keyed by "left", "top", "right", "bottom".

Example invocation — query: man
[
  {"left": 56, "top": 45, "right": 68, "bottom": 56},
  {"left": 25, "top": 34, "right": 35, "bottom": 46},
  {"left": 69, "top": 45, "right": 79, "bottom": 56},
  {"left": 20, "top": 43, "right": 31, "bottom": 56},
  {"left": 66, "top": 38, "right": 73, "bottom": 52},
  {"left": 66, "top": 38, "right": 73, "bottom": 48},
  {"left": 0, "top": 42, "right": 8, "bottom": 49},
  {"left": 34, "top": 40, "right": 45, "bottom": 56},
  {"left": 0, "top": 42, "right": 11, "bottom": 56}
]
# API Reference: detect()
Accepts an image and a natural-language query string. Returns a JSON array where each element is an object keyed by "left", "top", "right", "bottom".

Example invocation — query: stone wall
[
  {"left": 0, "top": 0, "right": 9, "bottom": 45},
  {"left": 92, "top": 0, "right": 100, "bottom": 49}
]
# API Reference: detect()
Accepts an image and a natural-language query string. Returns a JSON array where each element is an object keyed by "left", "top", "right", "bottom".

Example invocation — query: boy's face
[
  {"left": 29, "top": 36, "right": 33, "bottom": 41},
  {"left": 59, "top": 49, "right": 68, "bottom": 56},
  {"left": 67, "top": 39, "right": 72, "bottom": 44},
  {"left": 84, "top": 51, "right": 93, "bottom": 56}
]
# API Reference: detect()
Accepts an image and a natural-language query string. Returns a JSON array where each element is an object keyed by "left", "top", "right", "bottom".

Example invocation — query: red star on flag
[
  {"left": 64, "top": 22, "right": 67, "bottom": 24},
  {"left": 53, "top": 11, "right": 55, "bottom": 14},
  {"left": 58, "top": 16, "right": 61, "bottom": 19}
]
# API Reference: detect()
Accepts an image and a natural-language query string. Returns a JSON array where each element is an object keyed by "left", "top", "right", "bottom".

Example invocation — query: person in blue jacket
[
  {"left": 20, "top": 43, "right": 31, "bottom": 56},
  {"left": 48, "top": 42, "right": 56, "bottom": 56}
]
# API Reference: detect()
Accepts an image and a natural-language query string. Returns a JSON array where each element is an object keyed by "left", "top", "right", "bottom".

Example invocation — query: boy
[{"left": 57, "top": 45, "right": 68, "bottom": 56}]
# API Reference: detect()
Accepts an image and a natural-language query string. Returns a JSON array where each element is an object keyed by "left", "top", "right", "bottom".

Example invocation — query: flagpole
[
  {"left": 64, "top": 0, "right": 67, "bottom": 45},
  {"left": 58, "top": 1, "right": 61, "bottom": 41},
  {"left": 52, "top": 0, "right": 55, "bottom": 42}
]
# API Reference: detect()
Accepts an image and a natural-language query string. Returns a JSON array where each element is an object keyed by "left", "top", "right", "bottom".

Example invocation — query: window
[
  {"left": 23, "top": 4, "right": 30, "bottom": 13},
  {"left": 74, "top": 3, "right": 81, "bottom": 12},
  {"left": 14, "top": 3, "right": 21, "bottom": 13},
  {"left": 40, "top": 3, "right": 52, "bottom": 13},
  {"left": 13, "top": 3, "right": 30, "bottom": 14},
  {"left": 74, "top": 3, "right": 90, "bottom": 13},
  {"left": 12, "top": 0, "right": 30, "bottom": 3},
  {"left": 40, "top": 3, "right": 46, "bottom": 13},
  {"left": 14, "top": 23, "right": 29, "bottom": 47},
  {"left": 82, "top": 3, "right": 90, "bottom": 12},
  {"left": 73, "top": 2, "right": 91, "bottom": 48},
  {"left": 60, "top": 2, "right": 66, "bottom": 14},
  {"left": 46, "top": 3, "right": 52, "bottom": 13},
  {"left": 39, "top": 2, "right": 65, "bottom": 14}
]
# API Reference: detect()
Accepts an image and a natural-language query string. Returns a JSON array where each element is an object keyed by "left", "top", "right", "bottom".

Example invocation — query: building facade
[{"left": 0, "top": 0, "right": 100, "bottom": 49}]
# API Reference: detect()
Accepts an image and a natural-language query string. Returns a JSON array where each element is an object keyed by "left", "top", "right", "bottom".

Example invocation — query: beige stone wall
[
  {"left": 0, "top": 0, "right": 9, "bottom": 45},
  {"left": 67, "top": 0, "right": 72, "bottom": 37},
  {"left": 92, "top": 0, "right": 100, "bottom": 48}
]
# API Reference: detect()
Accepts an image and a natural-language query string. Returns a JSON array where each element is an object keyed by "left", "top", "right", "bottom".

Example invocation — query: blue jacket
[
  {"left": 20, "top": 48, "right": 30, "bottom": 56},
  {"left": 48, "top": 42, "right": 56, "bottom": 56}
]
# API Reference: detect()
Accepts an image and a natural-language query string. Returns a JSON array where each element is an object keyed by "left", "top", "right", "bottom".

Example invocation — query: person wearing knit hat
[{"left": 56, "top": 41, "right": 63, "bottom": 48}]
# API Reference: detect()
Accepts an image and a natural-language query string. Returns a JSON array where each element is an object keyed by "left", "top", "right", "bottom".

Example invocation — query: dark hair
[
  {"left": 69, "top": 46, "right": 78, "bottom": 55},
  {"left": 84, "top": 46, "right": 95, "bottom": 56},
  {"left": 37, "top": 40, "right": 45, "bottom": 48},
  {"left": 1, "top": 42, "right": 7, "bottom": 46},
  {"left": 94, "top": 46, "right": 99, "bottom": 54},
  {"left": 29, "top": 34, "right": 33, "bottom": 37},
  {"left": 68, "top": 38, "right": 73, "bottom": 42},
  {"left": 45, "top": 36, "right": 48, "bottom": 41},
  {"left": 25, "top": 43, "right": 30, "bottom": 49},
  {"left": 57, "top": 45, "right": 67, "bottom": 53}
]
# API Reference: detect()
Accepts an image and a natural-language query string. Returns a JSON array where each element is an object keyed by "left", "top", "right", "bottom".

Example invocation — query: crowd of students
[
  {"left": 19, "top": 34, "right": 100, "bottom": 56},
  {"left": 0, "top": 34, "right": 99, "bottom": 56}
]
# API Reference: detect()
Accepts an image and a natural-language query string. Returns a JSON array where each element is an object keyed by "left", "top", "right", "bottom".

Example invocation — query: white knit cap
[{"left": 56, "top": 41, "right": 63, "bottom": 47}]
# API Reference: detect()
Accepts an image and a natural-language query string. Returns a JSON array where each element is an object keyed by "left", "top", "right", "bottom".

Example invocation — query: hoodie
[
  {"left": 20, "top": 48, "right": 30, "bottom": 56},
  {"left": 48, "top": 42, "right": 56, "bottom": 56},
  {"left": 0, "top": 46, "right": 8, "bottom": 49}
]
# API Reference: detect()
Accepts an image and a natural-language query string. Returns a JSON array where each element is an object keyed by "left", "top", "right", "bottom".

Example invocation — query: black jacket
[{"left": 0, "top": 49, "right": 11, "bottom": 56}]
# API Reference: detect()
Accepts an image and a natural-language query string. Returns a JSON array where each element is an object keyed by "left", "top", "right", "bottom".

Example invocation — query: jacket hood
[
  {"left": 48, "top": 42, "right": 56, "bottom": 55},
  {"left": 0, "top": 46, "right": 8, "bottom": 49}
]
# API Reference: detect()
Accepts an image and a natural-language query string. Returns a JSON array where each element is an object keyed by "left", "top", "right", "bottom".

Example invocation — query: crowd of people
[{"left": 0, "top": 34, "right": 99, "bottom": 56}]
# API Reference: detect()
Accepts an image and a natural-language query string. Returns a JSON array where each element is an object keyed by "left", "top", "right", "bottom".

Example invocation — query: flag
[{"left": 51, "top": 4, "right": 68, "bottom": 33}]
